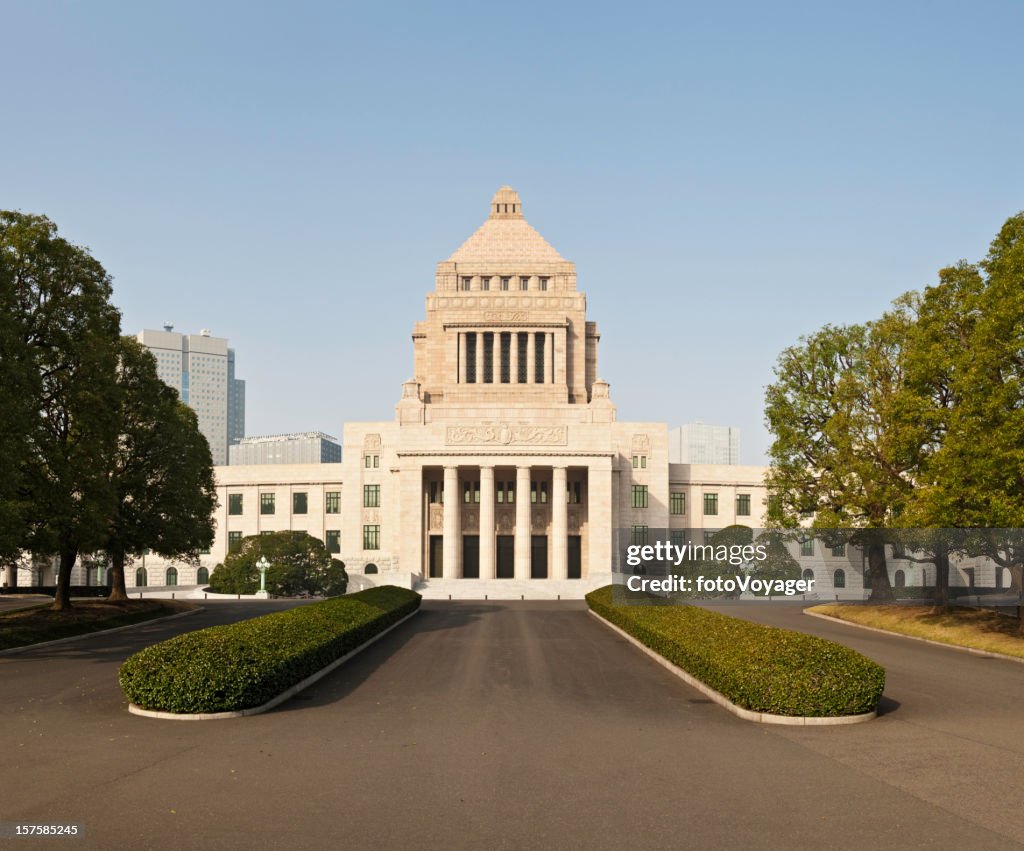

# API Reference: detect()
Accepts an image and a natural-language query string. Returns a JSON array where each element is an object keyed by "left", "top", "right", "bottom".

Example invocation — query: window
[
  {"left": 833, "top": 569, "right": 846, "bottom": 588},
  {"left": 569, "top": 481, "right": 582, "bottom": 504},
  {"left": 894, "top": 569, "right": 906, "bottom": 588},
  {"left": 631, "top": 525, "right": 648, "bottom": 546},
  {"left": 802, "top": 568, "right": 814, "bottom": 581},
  {"left": 430, "top": 481, "right": 443, "bottom": 504},
  {"left": 463, "top": 481, "right": 480, "bottom": 504},
  {"left": 519, "top": 276, "right": 529, "bottom": 291},
  {"left": 365, "top": 454, "right": 380, "bottom": 468},
  {"left": 364, "top": 563, "right": 379, "bottom": 574},
  {"left": 703, "top": 493, "right": 718, "bottom": 515},
  {"left": 534, "top": 334, "right": 545, "bottom": 383},
  {"left": 736, "top": 494, "right": 751, "bottom": 516},
  {"left": 135, "top": 567, "right": 147, "bottom": 587},
  {"left": 631, "top": 455, "right": 647, "bottom": 469},
  {"left": 801, "top": 538, "right": 815, "bottom": 557},
  {"left": 363, "top": 524, "right": 380, "bottom": 550},
  {"left": 506, "top": 481, "right": 515, "bottom": 503},
  {"left": 539, "top": 277, "right": 549, "bottom": 291},
  {"left": 228, "top": 493, "right": 243, "bottom": 515},
  {"left": 260, "top": 493, "right": 276, "bottom": 515},
  {"left": 228, "top": 531, "right": 243, "bottom": 552},
  {"left": 704, "top": 530, "right": 715, "bottom": 545},
  {"left": 166, "top": 567, "right": 178, "bottom": 586},
  {"left": 670, "top": 492, "right": 686, "bottom": 515},
  {"left": 293, "top": 492, "right": 308, "bottom": 515},
  {"left": 197, "top": 567, "right": 209, "bottom": 585},
  {"left": 530, "top": 481, "right": 549, "bottom": 504},
  {"left": 631, "top": 485, "right": 648, "bottom": 509},
  {"left": 364, "top": 484, "right": 380, "bottom": 508},
  {"left": 501, "top": 276, "right": 510, "bottom": 291},
  {"left": 325, "top": 530, "right": 341, "bottom": 554},
  {"left": 460, "top": 276, "right": 471, "bottom": 291},
  {"left": 831, "top": 543, "right": 846, "bottom": 557},
  {"left": 670, "top": 530, "right": 686, "bottom": 547},
  {"left": 325, "top": 491, "right": 340, "bottom": 513},
  {"left": 500, "top": 332, "right": 511, "bottom": 383},
  {"left": 481, "top": 276, "right": 491, "bottom": 291}
]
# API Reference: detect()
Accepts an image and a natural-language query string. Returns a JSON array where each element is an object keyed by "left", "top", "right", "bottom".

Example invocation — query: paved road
[{"left": 1, "top": 600, "right": 1021, "bottom": 850}]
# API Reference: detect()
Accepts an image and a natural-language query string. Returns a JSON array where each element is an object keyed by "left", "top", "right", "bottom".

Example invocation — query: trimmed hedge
[
  {"left": 119, "top": 586, "right": 420, "bottom": 713},
  {"left": 587, "top": 586, "right": 884, "bottom": 717}
]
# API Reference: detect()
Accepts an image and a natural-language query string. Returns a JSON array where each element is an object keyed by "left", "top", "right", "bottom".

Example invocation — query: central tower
[{"left": 398, "top": 187, "right": 612, "bottom": 425}]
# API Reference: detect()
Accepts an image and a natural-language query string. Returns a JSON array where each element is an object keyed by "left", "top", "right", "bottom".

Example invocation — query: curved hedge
[
  {"left": 587, "top": 586, "right": 884, "bottom": 717},
  {"left": 120, "top": 586, "right": 420, "bottom": 714}
]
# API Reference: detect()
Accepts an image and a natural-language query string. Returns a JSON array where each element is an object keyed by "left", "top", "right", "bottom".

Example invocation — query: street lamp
[{"left": 256, "top": 556, "right": 270, "bottom": 599}]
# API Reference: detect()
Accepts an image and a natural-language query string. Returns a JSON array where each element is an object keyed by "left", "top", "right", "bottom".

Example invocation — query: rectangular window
[
  {"left": 325, "top": 530, "right": 341, "bottom": 554},
  {"left": 703, "top": 493, "right": 718, "bottom": 515},
  {"left": 373, "top": 455, "right": 379, "bottom": 468},
  {"left": 631, "top": 485, "right": 648, "bottom": 509},
  {"left": 363, "top": 524, "right": 380, "bottom": 550},
  {"left": 507, "top": 481, "right": 515, "bottom": 504},
  {"left": 519, "top": 276, "right": 529, "bottom": 291},
  {"left": 500, "top": 276, "right": 510, "bottom": 291},
  {"left": 430, "top": 481, "right": 443, "bottom": 504},
  {"left": 632, "top": 455, "right": 639, "bottom": 468},
  {"left": 500, "top": 332, "right": 511, "bottom": 383},
  {"left": 631, "top": 525, "right": 648, "bottom": 546},
  {"left": 293, "top": 492, "right": 308, "bottom": 515},
  {"left": 228, "top": 493, "right": 243, "bottom": 515},
  {"left": 483, "top": 331, "right": 494, "bottom": 383},
  {"left": 534, "top": 333, "right": 545, "bottom": 383},
  {"left": 517, "top": 334, "right": 528, "bottom": 383},
  {"left": 365, "top": 454, "right": 371, "bottom": 468},
  {"left": 831, "top": 543, "right": 846, "bottom": 557},
  {"left": 670, "top": 530, "right": 686, "bottom": 547},
  {"left": 260, "top": 493, "right": 275, "bottom": 515},
  {"left": 325, "top": 491, "right": 340, "bottom": 514},
  {"left": 497, "top": 483, "right": 504, "bottom": 504},
  {"left": 801, "top": 538, "right": 815, "bottom": 557},
  {"left": 572, "top": 482, "right": 582, "bottom": 504},
  {"left": 670, "top": 492, "right": 686, "bottom": 515},
  {"left": 228, "top": 531, "right": 243, "bottom": 552},
  {"left": 481, "top": 276, "right": 490, "bottom": 291},
  {"left": 466, "top": 333, "right": 477, "bottom": 383},
  {"left": 539, "top": 277, "right": 549, "bottom": 291},
  {"left": 736, "top": 494, "right": 751, "bottom": 516},
  {"left": 641, "top": 456, "right": 646, "bottom": 469},
  {"left": 704, "top": 530, "right": 715, "bottom": 545},
  {"left": 363, "top": 484, "right": 380, "bottom": 508},
  {"left": 530, "top": 482, "right": 538, "bottom": 504},
  {"left": 461, "top": 277, "right": 471, "bottom": 291},
  {"left": 540, "top": 481, "right": 548, "bottom": 504}
]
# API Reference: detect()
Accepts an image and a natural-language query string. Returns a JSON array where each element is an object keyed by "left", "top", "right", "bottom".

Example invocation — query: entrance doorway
[
  {"left": 496, "top": 535, "right": 514, "bottom": 578},
  {"left": 568, "top": 535, "right": 582, "bottom": 579},
  {"left": 429, "top": 535, "right": 443, "bottom": 578},
  {"left": 462, "top": 536, "right": 479, "bottom": 579},
  {"left": 531, "top": 535, "right": 548, "bottom": 579}
]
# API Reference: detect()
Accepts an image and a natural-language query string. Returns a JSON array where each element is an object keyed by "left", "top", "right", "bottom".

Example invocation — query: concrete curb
[
  {"left": 804, "top": 608, "right": 1024, "bottom": 666},
  {"left": 128, "top": 607, "right": 421, "bottom": 720},
  {"left": 0, "top": 606, "right": 204, "bottom": 657},
  {"left": 588, "top": 609, "right": 876, "bottom": 726}
]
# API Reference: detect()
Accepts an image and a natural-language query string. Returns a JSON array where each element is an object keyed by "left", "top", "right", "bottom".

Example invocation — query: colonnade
[{"left": 456, "top": 331, "right": 556, "bottom": 384}]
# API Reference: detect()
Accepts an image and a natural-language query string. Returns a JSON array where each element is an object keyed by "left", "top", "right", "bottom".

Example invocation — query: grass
[
  {"left": 808, "top": 604, "right": 1024, "bottom": 660},
  {"left": 0, "top": 600, "right": 194, "bottom": 651}
]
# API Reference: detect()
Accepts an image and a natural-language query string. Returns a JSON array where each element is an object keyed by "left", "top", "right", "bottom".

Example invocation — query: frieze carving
[
  {"left": 363, "top": 508, "right": 380, "bottom": 523},
  {"left": 364, "top": 433, "right": 382, "bottom": 450},
  {"left": 446, "top": 423, "right": 567, "bottom": 446},
  {"left": 631, "top": 433, "right": 651, "bottom": 452},
  {"left": 428, "top": 505, "right": 443, "bottom": 530},
  {"left": 482, "top": 311, "right": 528, "bottom": 322}
]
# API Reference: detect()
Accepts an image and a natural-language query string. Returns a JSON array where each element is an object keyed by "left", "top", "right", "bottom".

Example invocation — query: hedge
[
  {"left": 119, "top": 586, "right": 420, "bottom": 714},
  {"left": 587, "top": 586, "right": 884, "bottom": 717}
]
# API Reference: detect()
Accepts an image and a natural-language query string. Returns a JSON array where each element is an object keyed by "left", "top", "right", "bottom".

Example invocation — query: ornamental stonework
[{"left": 445, "top": 423, "right": 568, "bottom": 446}]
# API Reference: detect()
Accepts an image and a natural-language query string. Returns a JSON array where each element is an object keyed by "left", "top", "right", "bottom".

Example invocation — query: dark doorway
[
  {"left": 497, "top": 535, "right": 514, "bottom": 578},
  {"left": 429, "top": 535, "right": 443, "bottom": 578},
  {"left": 568, "top": 535, "right": 582, "bottom": 579},
  {"left": 462, "top": 535, "right": 479, "bottom": 579},
  {"left": 531, "top": 535, "right": 548, "bottom": 579}
]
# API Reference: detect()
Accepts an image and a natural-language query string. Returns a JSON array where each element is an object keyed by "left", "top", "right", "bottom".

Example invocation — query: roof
[{"left": 447, "top": 187, "right": 565, "bottom": 265}]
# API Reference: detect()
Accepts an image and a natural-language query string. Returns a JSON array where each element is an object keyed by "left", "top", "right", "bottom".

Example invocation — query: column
[
  {"left": 458, "top": 333, "right": 466, "bottom": 384},
  {"left": 492, "top": 332, "right": 501, "bottom": 385},
  {"left": 546, "top": 332, "right": 554, "bottom": 384},
  {"left": 551, "top": 466, "right": 568, "bottom": 580},
  {"left": 510, "top": 331, "right": 520, "bottom": 384},
  {"left": 479, "top": 466, "right": 495, "bottom": 580},
  {"left": 442, "top": 466, "right": 461, "bottom": 579},
  {"left": 526, "top": 332, "right": 536, "bottom": 384},
  {"left": 514, "top": 465, "right": 531, "bottom": 579}
]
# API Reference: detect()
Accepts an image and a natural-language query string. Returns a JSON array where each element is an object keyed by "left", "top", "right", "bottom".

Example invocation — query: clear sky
[{"left": 4, "top": 0, "right": 1022, "bottom": 463}]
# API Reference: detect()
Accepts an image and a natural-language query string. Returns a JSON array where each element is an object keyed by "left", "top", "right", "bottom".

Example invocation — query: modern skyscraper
[
  {"left": 137, "top": 326, "right": 246, "bottom": 465},
  {"left": 229, "top": 432, "right": 341, "bottom": 465},
  {"left": 669, "top": 422, "right": 741, "bottom": 465}
]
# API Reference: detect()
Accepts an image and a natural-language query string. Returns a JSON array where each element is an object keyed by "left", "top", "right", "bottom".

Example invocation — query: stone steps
[{"left": 413, "top": 577, "right": 606, "bottom": 600}]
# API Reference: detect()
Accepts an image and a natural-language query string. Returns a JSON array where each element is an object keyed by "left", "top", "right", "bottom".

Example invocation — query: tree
[
  {"left": 101, "top": 337, "right": 217, "bottom": 602},
  {"left": 210, "top": 532, "right": 348, "bottom": 597},
  {"left": 764, "top": 319, "right": 921, "bottom": 601},
  {"left": 2, "top": 212, "right": 122, "bottom": 611}
]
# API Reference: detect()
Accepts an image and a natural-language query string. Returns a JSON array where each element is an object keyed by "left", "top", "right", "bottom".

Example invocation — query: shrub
[
  {"left": 119, "top": 586, "right": 419, "bottom": 713},
  {"left": 587, "top": 586, "right": 884, "bottom": 717},
  {"left": 208, "top": 531, "right": 348, "bottom": 597}
]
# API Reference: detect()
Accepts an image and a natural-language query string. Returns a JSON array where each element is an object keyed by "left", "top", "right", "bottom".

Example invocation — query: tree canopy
[{"left": 209, "top": 532, "right": 348, "bottom": 597}]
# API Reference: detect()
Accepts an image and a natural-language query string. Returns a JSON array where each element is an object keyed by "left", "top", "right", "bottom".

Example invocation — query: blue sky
[{"left": 4, "top": 0, "right": 1022, "bottom": 463}]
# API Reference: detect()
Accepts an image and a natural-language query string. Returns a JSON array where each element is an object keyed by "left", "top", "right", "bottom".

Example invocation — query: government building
[{"left": 183, "top": 187, "right": 771, "bottom": 597}]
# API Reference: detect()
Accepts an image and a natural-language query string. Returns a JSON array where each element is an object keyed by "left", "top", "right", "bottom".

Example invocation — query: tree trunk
[
  {"left": 51, "top": 544, "right": 78, "bottom": 612},
  {"left": 866, "top": 537, "right": 894, "bottom": 602},
  {"left": 107, "top": 548, "right": 129, "bottom": 603},
  {"left": 933, "top": 546, "right": 950, "bottom": 607}
]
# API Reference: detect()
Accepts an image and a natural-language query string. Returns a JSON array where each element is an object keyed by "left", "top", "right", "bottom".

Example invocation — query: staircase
[{"left": 412, "top": 577, "right": 607, "bottom": 601}]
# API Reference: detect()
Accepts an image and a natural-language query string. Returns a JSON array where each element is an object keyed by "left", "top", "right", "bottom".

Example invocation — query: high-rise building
[
  {"left": 229, "top": 432, "right": 341, "bottom": 465},
  {"left": 137, "top": 326, "right": 246, "bottom": 466},
  {"left": 669, "top": 423, "right": 741, "bottom": 465}
]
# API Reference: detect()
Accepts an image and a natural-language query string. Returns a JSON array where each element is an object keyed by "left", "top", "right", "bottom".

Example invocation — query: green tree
[
  {"left": 764, "top": 319, "right": 921, "bottom": 601},
  {"left": 2, "top": 212, "right": 122, "bottom": 611},
  {"left": 210, "top": 532, "right": 348, "bottom": 597},
  {"left": 101, "top": 337, "right": 217, "bottom": 602}
]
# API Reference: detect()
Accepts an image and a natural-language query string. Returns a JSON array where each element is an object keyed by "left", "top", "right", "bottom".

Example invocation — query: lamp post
[{"left": 256, "top": 556, "right": 270, "bottom": 599}]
